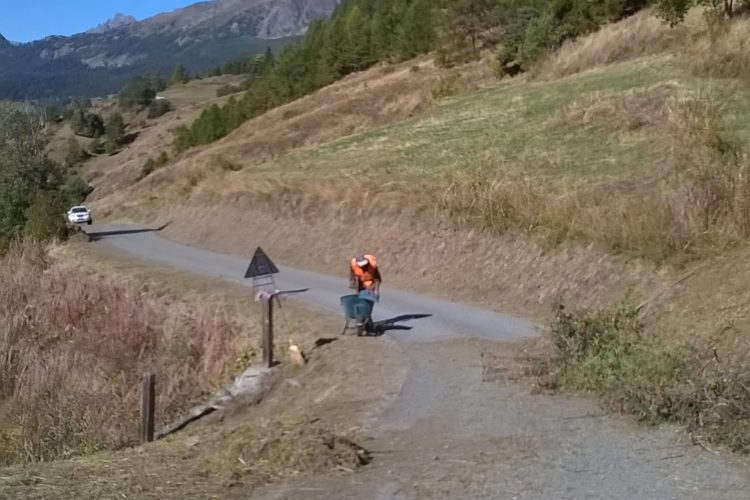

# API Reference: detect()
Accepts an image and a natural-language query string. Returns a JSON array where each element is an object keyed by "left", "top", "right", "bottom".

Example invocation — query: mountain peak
[
  {"left": 0, "top": 0, "right": 342, "bottom": 99},
  {"left": 0, "top": 33, "right": 10, "bottom": 47},
  {"left": 87, "top": 13, "right": 137, "bottom": 34}
]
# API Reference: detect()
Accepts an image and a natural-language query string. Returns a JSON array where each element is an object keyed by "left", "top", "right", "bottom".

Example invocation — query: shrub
[
  {"left": 64, "top": 175, "right": 94, "bottom": 202},
  {"left": 70, "top": 109, "right": 104, "bottom": 138},
  {"left": 216, "top": 84, "right": 242, "bottom": 97},
  {"left": 542, "top": 302, "right": 750, "bottom": 452},
  {"left": 140, "top": 151, "right": 169, "bottom": 179},
  {"left": 23, "top": 193, "right": 70, "bottom": 242},
  {"left": 517, "top": 12, "right": 561, "bottom": 69},
  {"left": 88, "top": 137, "right": 104, "bottom": 155},
  {"left": 118, "top": 75, "right": 160, "bottom": 109},
  {"left": 431, "top": 72, "right": 461, "bottom": 99},
  {"left": 147, "top": 99, "right": 172, "bottom": 119},
  {"left": 545, "top": 303, "right": 644, "bottom": 390},
  {"left": 0, "top": 103, "right": 71, "bottom": 252},
  {"left": 104, "top": 113, "right": 126, "bottom": 154},
  {"left": 63, "top": 138, "right": 90, "bottom": 168}
]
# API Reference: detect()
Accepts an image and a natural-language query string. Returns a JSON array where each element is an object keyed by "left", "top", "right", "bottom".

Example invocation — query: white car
[{"left": 67, "top": 206, "right": 92, "bottom": 225}]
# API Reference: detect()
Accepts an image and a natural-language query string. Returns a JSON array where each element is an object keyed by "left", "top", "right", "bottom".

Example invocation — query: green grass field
[
  {"left": 253, "top": 55, "right": 750, "bottom": 186},
  {"left": 160, "top": 75, "right": 246, "bottom": 109}
]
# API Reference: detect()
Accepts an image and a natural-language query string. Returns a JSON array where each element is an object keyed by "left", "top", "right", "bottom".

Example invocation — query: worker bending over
[{"left": 350, "top": 253, "right": 382, "bottom": 296}]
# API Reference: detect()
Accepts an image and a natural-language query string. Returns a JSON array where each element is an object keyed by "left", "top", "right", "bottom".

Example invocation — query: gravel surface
[{"left": 90, "top": 224, "right": 750, "bottom": 499}]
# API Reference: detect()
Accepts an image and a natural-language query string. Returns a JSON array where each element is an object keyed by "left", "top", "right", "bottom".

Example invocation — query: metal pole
[
  {"left": 140, "top": 373, "right": 155, "bottom": 443},
  {"left": 262, "top": 297, "right": 274, "bottom": 368}
]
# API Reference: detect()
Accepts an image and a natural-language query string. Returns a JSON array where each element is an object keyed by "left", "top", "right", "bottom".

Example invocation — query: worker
[{"left": 350, "top": 252, "right": 382, "bottom": 295}]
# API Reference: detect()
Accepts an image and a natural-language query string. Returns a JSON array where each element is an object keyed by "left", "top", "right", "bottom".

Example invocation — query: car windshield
[{"left": 71, "top": 207, "right": 87, "bottom": 213}]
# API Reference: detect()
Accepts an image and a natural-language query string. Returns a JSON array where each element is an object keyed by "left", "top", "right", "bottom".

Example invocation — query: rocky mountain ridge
[{"left": 0, "top": 0, "right": 340, "bottom": 100}]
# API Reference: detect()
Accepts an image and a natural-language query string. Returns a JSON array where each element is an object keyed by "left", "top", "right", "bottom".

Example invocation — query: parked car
[{"left": 67, "top": 206, "right": 92, "bottom": 225}]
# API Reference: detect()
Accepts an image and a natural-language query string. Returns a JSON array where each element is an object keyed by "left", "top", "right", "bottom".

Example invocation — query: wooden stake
[{"left": 141, "top": 373, "right": 155, "bottom": 443}]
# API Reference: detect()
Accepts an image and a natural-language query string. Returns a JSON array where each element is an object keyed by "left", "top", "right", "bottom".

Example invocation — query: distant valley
[{"left": 0, "top": 0, "right": 340, "bottom": 100}]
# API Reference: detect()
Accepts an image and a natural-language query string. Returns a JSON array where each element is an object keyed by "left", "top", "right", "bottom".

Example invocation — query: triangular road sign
[{"left": 245, "top": 247, "right": 279, "bottom": 278}]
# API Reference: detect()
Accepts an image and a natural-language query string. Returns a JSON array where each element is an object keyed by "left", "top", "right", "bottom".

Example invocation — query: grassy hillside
[
  {"left": 78, "top": 9, "right": 750, "bottom": 454},
  {"left": 97, "top": 12, "right": 750, "bottom": 262}
]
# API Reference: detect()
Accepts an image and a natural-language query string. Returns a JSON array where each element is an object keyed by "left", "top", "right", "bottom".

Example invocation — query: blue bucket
[
  {"left": 340, "top": 294, "right": 376, "bottom": 322},
  {"left": 341, "top": 294, "right": 360, "bottom": 319}
]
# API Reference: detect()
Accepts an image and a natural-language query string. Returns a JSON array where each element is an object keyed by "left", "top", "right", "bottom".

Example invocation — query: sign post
[
  {"left": 245, "top": 247, "right": 308, "bottom": 367},
  {"left": 261, "top": 294, "right": 273, "bottom": 367}
]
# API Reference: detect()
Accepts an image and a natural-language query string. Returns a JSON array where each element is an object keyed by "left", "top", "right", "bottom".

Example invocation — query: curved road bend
[{"left": 89, "top": 224, "right": 749, "bottom": 499}]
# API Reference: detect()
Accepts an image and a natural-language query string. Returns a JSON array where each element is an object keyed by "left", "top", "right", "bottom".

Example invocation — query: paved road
[{"left": 90, "top": 224, "right": 750, "bottom": 499}]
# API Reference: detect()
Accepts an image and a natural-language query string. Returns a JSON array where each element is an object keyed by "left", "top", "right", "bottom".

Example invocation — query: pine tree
[
  {"left": 397, "top": 0, "right": 434, "bottom": 59},
  {"left": 322, "top": 13, "right": 348, "bottom": 78},
  {"left": 341, "top": 5, "right": 373, "bottom": 72},
  {"left": 370, "top": 0, "right": 400, "bottom": 60},
  {"left": 438, "top": 0, "right": 501, "bottom": 63},
  {"left": 170, "top": 64, "right": 190, "bottom": 85},
  {"left": 104, "top": 113, "right": 126, "bottom": 154}
]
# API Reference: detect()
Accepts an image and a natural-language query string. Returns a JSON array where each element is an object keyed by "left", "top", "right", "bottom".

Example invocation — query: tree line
[
  {"left": 170, "top": 0, "right": 658, "bottom": 153},
  {"left": 0, "top": 103, "right": 92, "bottom": 252}
]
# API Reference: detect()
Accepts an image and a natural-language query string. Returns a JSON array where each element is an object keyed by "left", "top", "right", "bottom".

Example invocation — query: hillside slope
[
  {"left": 85, "top": 9, "right": 750, "bottom": 453},
  {"left": 86, "top": 56, "right": 494, "bottom": 202},
  {"left": 86, "top": 11, "right": 750, "bottom": 324}
]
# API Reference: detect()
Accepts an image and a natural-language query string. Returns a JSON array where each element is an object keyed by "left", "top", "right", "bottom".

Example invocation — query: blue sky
[{"left": 0, "top": 1, "right": 197, "bottom": 42}]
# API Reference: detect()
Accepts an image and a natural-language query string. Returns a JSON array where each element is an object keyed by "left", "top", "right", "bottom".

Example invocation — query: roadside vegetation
[
  {"left": 0, "top": 103, "right": 91, "bottom": 252},
  {"left": 513, "top": 4, "right": 750, "bottom": 453},
  {"left": 0, "top": 242, "right": 369, "bottom": 498},
  {"left": 0, "top": 242, "right": 250, "bottom": 465},
  {"left": 540, "top": 302, "right": 750, "bottom": 453}
]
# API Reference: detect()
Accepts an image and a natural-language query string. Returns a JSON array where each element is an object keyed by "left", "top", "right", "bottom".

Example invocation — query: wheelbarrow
[{"left": 340, "top": 290, "right": 378, "bottom": 336}]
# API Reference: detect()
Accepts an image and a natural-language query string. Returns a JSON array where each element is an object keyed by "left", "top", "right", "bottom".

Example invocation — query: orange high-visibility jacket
[{"left": 350, "top": 254, "right": 381, "bottom": 290}]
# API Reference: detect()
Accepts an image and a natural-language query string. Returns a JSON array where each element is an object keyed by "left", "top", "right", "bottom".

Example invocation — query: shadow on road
[
  {"left": 368, "top": 313, "right": 432, "bottom": 336},
  {"left": 86, "top": 221, "right": 172, "bottom": 242}
]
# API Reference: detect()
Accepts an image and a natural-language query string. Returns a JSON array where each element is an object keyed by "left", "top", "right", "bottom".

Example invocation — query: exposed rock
[{"left": 86, "top": 13, "right": 137, "bottom": 34}]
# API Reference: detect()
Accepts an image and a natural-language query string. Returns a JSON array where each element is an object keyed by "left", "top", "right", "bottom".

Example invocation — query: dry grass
[
  {"left": 0, "top": 331, "right": 396, "bottom": 499},
  {"left": 683, "top": 14, "right": 750, "bottom": 80},
  {"left": 532, "top": 10, "right": 685, "bottom": 81},
  {"left": 441, "top": 94, "right": 750, "bottom": 263},
  {"left": 554, "top": 84, "right": 678, "bottom": 132},
  {"left": 0, "top": 244, "right": 398, "bottom": 498},
  {"left": 0, "top": 241, "right": 251, "bottom": 466}
]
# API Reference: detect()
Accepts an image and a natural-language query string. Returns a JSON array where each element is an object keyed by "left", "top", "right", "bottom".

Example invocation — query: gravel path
[{"left": 90, "top": 224, "right": 750, "bottom": 499}]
